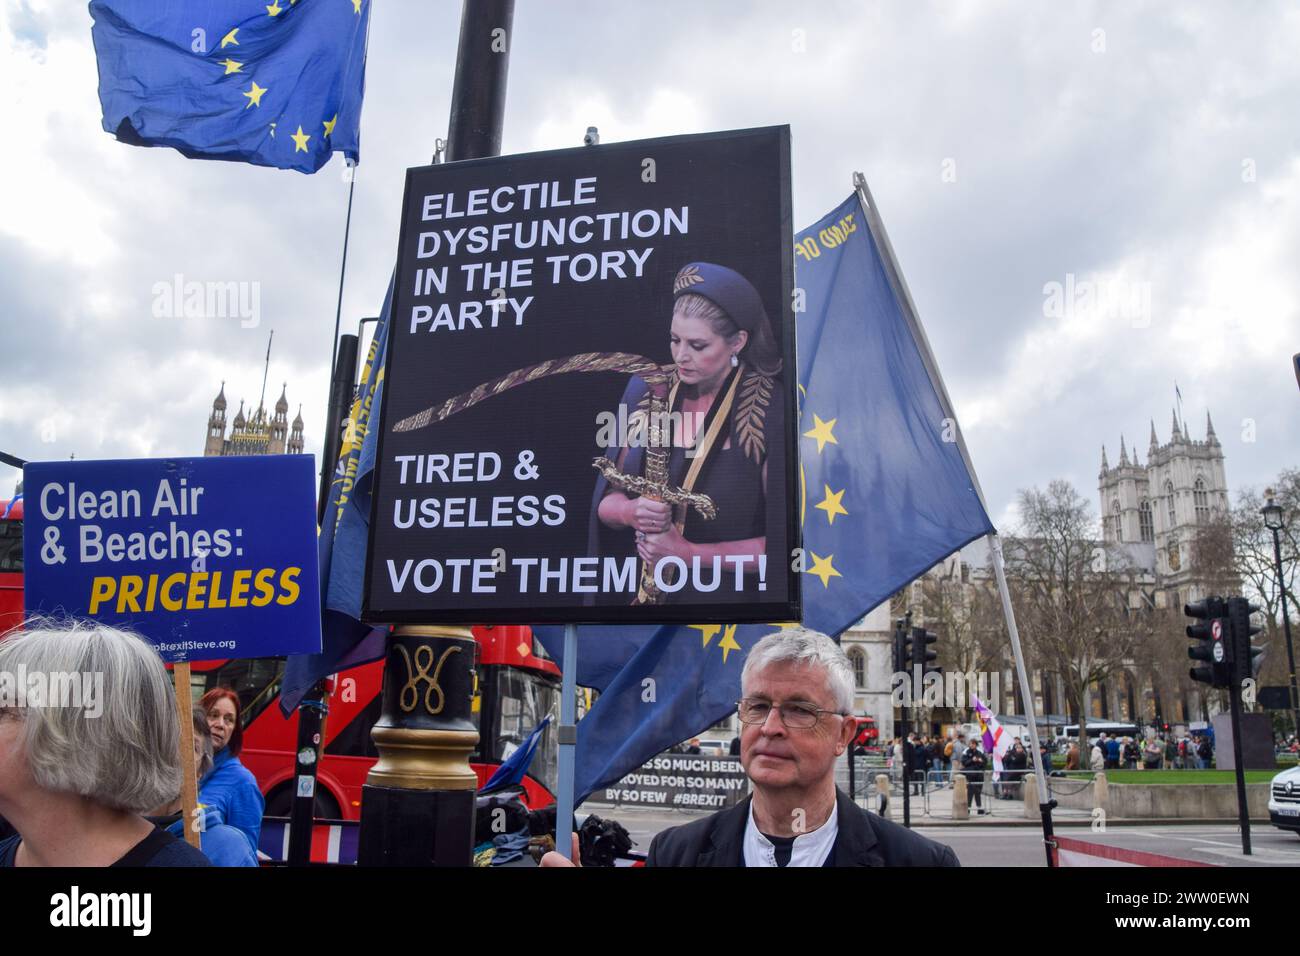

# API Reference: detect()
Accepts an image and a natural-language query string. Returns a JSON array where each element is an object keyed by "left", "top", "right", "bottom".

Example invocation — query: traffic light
[
  {"left": 892, "top": 618, "right": 908, "bottom": 674},
  {"left": 1226, "top": 596, "right": 1264, "bottom": 685},
  {"left": 1186, "top": 597, "right": 1231, "bottom": 688},
  {"left": 906, "top": 626, "right": 940, "bottom": 678}
]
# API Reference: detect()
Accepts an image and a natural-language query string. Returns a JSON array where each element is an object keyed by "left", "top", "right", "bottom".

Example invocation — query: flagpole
[
  {"left": 321, "top": 1, "right": 374, "bottom": 508},
  {"left": 318, "top": 169, "right": 358, "bottom": 508},
  {"left": 852, "top": 173, "right": 1058, "bottom": 866},
  {"left": 555, "top": 623, "right": 579, "bottom": 861}
]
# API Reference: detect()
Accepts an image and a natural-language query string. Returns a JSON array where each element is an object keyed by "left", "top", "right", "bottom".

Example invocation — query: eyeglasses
[{"left": 736, "top": 697, "right": 844, "bottom": 729}]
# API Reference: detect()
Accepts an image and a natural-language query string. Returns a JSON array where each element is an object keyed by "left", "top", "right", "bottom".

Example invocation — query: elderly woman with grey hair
[{"left": 0, "top": 622, "right": 210, "bottom": 866}]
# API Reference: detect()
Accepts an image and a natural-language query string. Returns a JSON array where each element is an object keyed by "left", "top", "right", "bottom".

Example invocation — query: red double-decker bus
[
  {"left": 187, "top": 626, "right": 562, "bottom": 820},
  {"left": 0, "top": 498, "right": 23, "bottom": 635}
]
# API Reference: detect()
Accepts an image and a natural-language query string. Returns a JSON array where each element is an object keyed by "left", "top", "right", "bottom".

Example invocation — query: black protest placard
[
  {"left": 365, "top": 127, "right": 799, "bottom": 624},
  {"left": 599, "top": 753, "right": 750, "bottom": 811}
]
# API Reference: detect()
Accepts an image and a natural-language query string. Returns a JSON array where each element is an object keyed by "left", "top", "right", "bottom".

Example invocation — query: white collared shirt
[{"left": 742, "top": 798, "right": 838, "bottom": 867}]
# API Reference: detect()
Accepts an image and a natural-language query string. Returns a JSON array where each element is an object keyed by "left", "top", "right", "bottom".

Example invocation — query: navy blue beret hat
[{"left": 672, "top": 262, "right": 770, "bottom": 334}]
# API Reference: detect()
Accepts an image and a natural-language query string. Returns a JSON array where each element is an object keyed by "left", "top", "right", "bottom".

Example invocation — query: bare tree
[
  {"left": 1229, "top": 472, "right": 1300, "bottom": 685},
  {"left": 1190, "top": 511, "right": 1241, "bottom": 599},
  {"left": 1002, "top": 480, "right": 1143, "bottom": 750},
  {"left": 915, "top": 568, "right": 1005, "bottom": 722}
]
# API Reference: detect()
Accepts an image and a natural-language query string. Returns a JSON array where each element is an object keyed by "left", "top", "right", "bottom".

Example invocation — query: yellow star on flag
[
  {"left": 242, "top": 81, "right": 267, "bottom": 109},
  {"left": 269, "top": 122, "right": 277, "bottom": 137},
  {"left": 689, "top": 623, "right": 743, "bottom": 663},
  {"left": 692, "top": 624, "right": 721, "bottom": 648},
  {"left": 322, "top": 114, "right": 338, "bottom": 137},
  {"left": 266, "top": 1, "right": 284, "bottom": 16},
  {"left": 219, "top": 58, "right": 242, "bottom": 75},
  {"left": 691, "top": 624, "right": 722, "bottom": 647},
  {"left": 815, "top": 485, "right": 849, "bottom": 525},
  {"left": 220, "top": 28, "right": 239, "bottom": 48},
  {"left": 290, "top": 125, "right": 311, "bottom": 152},
  {"left": 806, "top": 552, "right": 841, "bottom": 588},
  {"left": 803, "top": 414, "right": 838, "bottom": 454},
  {"left": 352, "top": 0, "right": 363, "bottom": 12},
  {"left": 716, "top": 626, "right": 742, "bottom": 663}
]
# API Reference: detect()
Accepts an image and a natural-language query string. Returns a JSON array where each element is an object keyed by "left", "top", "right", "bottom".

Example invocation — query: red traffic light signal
[{"left": 1186, "top": 597, "right": 1231, "bottom": 688}]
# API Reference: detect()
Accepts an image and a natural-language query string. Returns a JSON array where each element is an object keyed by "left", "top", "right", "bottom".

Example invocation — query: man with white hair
[{"left": 646, "top": 627, "right": 958, "bottom": 867}]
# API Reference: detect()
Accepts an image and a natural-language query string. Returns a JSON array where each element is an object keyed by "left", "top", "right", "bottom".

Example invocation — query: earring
[{"left": 730, "top": 353, "right": 739, "bottom": 368}]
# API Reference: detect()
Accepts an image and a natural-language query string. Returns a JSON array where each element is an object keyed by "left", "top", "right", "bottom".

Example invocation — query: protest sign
[
  {"left": 366, "top": 126, "right": 799, "bottom": 624},
  {"left": 598, "top": 752, "right": 749, "bottom": 811},
  {"left": 23, "top": 455, "right": 322, "bottom": 662}
]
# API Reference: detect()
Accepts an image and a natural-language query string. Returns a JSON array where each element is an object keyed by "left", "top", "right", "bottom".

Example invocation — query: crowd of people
[
  {"left": 884, "top": 731, "right": 1042, "bottom": 812},
  {"left": 0, "top": 621, "right": 263, "bottom": 867},
  {"left": 876, "top": 718, "right": 1273, "bottom": 811},
  {"left": 1084, "top": 731, "right": 1214, "bottom": 771}
]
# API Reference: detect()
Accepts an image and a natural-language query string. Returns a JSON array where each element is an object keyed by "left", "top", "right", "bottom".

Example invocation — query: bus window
[
  {"left": 0, "top": 521, "right": 22, "bottom": 572},
  {"left": 475, "top": 667, "right": 560, "bottom": 796},
  {"left": 324, "top": 693, "right": 381, "bottom": 759},
  {"left": 193, "top": 658, "right": 286, "bottom": 729}
]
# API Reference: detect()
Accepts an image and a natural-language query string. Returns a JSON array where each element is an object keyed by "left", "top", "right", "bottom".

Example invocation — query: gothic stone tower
[
  {"left": 204, "top": 382, "right": 305, "bottom": 457},
  {"left": 1099, "top": 409, "right": 1228, "bottom": 594},
  {"left": 204, "top": 382, "right": 228, "bottom": 457}
]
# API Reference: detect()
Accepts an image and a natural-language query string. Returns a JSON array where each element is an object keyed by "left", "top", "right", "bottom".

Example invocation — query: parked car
[{"left": 1268, "top": 764, "right": 1300, "bottom": 836}]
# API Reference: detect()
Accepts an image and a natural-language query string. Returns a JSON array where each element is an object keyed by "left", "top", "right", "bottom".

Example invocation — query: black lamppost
[{"left": 1261, "top": 489, "right": 1300, "bottom": 737}]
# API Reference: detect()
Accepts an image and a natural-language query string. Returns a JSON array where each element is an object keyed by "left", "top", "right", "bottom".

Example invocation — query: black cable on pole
[{"left": 328, "top": 170, "right": 357, "bottom": 382}]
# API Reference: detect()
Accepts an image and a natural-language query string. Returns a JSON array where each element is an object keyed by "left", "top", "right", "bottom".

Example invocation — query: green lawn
[{"left": 1103, "top": 769, "right": 1279, "bottom": 785}]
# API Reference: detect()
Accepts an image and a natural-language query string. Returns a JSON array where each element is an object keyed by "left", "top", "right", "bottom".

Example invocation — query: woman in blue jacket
[
  {"left": 198, "top": 687, "right": 264, "bottom": 853},
  {"left": 148, "top": 707, "right": 258, "bottom": 866}
]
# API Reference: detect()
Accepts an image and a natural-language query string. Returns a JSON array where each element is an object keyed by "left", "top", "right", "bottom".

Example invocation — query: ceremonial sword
[{"left": 392, "top": 351, "right": 716, "bottom": 604}]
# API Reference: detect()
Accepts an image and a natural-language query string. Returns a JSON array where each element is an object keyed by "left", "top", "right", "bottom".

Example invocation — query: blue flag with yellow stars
[
  {"left": 90, "top": 0, "right": 370, "bottom": 174},
  {"left": 279, "top": 275, "right": 392, "bottom": 714},
  {"left": 536, "top": 191, "right": 994, "bottom": 804}
]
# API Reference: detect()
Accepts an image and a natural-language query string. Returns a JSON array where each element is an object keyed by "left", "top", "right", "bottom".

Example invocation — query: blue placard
[{"left": 22, "top": 455, "right": 322, "bottom": 662}]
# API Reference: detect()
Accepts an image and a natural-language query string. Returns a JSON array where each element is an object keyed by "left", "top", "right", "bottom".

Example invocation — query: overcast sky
[{"left": 1, "top": 1, "right": 1296, "bottom": 533}]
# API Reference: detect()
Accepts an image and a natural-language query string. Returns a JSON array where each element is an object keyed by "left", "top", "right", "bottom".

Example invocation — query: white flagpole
[
  {"left": 555, "top": 623, "right": 579, "bottom": 861},
  {"left": 852, "top": 173, "right": 1056, "bottom": 866}
]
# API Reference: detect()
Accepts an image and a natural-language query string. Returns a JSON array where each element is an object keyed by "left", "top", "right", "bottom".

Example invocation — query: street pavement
[{"left": 584, "top": 801, "right": 1300, "bottom": 867}]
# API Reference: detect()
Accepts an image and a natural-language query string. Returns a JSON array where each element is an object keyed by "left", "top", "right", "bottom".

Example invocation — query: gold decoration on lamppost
[{"left": 366, "top": 625, "right": 479, "bottom": 791}]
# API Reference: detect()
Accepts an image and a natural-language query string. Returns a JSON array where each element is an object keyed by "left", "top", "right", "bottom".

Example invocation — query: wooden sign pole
[{"left": 172, "top": 662, "right": 201, "bottom": 850}]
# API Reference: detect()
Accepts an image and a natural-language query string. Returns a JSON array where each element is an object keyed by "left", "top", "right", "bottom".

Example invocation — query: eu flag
[
  {"left": 90, "top": 0, "right": 370, "bottom": 174},
  {"left": 538, "top": 190, "right": 995, "bottom": 803},
  {"left": 280, "top": 277, "right": 391, "bottom": 713}
]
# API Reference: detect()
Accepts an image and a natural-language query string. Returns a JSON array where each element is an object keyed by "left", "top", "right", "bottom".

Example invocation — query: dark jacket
[
  {"left": 0, "top": 827, "right": 211, "bottom": 867},
  {"left": 960, "top": 746, "right": 986, "bottom": 778},
  {"left": 646, "top": 788, "right": 959, "bottom": 867},
  {"left": 1004, "top": 748, "right": 1028, "bottom": 775}
]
